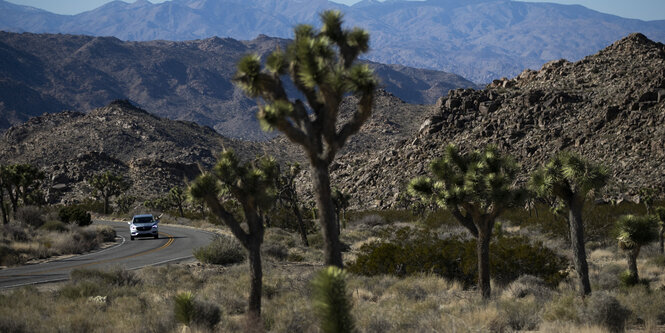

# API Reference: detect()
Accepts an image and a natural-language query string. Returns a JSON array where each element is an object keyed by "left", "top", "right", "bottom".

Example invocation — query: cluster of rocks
[{"left": 327, "top": 33, "right": 665, "bottom": 209}]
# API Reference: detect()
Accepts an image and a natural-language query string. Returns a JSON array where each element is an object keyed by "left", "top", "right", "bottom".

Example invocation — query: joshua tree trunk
[
  {"left": 477, "top": 226, "right": 492, "bottom": 299},
  {"left": 247, "top": 235, "right": 263, "bottom": 317},
  {"left": 569, "top": 198, "right": 591, "bottom": 295},
  {"left": 103, "top": 195, "right": 110, "bottom": 215},
  {"left": 291, "top": 203, "right": 309, "bottom": 247},
  {"left": 626, "top": 247, "right": 641, "bottom": 282},
  {"left": 311, "top": 162, "right": 343, "bottom": 268},
  {"left": 658, "top": 224, "right": 665, "bottom": 254},
  {"left": 0, "top": 195, "right": 7, "bottom": 225}
]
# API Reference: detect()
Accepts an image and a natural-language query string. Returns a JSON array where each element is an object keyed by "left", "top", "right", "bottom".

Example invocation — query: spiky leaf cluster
[
  {"left": 234, "top": 10, "right": 377, "bottom": 163},
  {"left": 312, "top": 266, "right": 355, "bottom": 333},
  {"left": 409, "top": 145, "right": 523, "bottom": 212},
  {"left": 616, "top": 214, "right": 659, "bottom": 250},
  {"left": 529, "top": 151, "right": 608, "bottom": 211},
  {"left": 190, "top": 149, "right": 277, "bottom": 212}
]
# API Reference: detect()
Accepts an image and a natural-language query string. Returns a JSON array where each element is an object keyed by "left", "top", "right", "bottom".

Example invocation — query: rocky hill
[
  {"left": 2, "top": 0, "right": 665, "bottom": 83},
  {"left": 0, "top": 31, "right": 475, "bottom": 138},
  {"left": 0, "top": 100, "right": 274, "bottom": 204},
  {"left": 326, "top": 33, "right": 665, "bottom": 208}
]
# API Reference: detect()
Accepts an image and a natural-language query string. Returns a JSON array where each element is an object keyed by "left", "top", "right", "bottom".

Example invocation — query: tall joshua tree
[
  {"left": 168, "top": 186, "right": 186, "bottom": 218},
  {"left": 234, "top": 10, "right": 377, "bottom": 268},
  {"left": 409, "top": 145, "right": 525, "bottom": 299},
  {"left": 189, "top": 149, "right": 277, "bottom": 318},
  {"left": 89, "top": 171, "right": 130, "bottom": 215},
  {"left": 655, "top": 206, "right": 665, "bottom": 254},
  {"left": 530, "top": 152, "right": 608, "bottom": 295},
  {"left": 616, "top": 214, "right": 658, "bottom": 284}
]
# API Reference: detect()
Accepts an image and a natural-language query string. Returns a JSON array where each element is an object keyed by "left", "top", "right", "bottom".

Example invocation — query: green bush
[
  {"left": 174, "top": 291, "right": 196, "bottom": 325},
  {"left": 39, "top": 221, "right": 68, "bottom": 232},
  {"left": 193, "top": 235, "right": 245, "bottom": 265},
  {"left": 58, "top": 206, "right": 92, "bottom": 226},
  {"left": 348, "top": 228, "right": 567, "bottom": 288},
  {"left": 96, "top": 225, "right": 117, "bottom": 242},
  {"left": 173, "top": 292, "right": 221, "bottom": 329}
]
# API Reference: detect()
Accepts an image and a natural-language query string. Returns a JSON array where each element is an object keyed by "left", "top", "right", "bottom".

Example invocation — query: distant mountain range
[
  {"left": 2, "top": 0, "right": 665, "bottom": 83},
  {"left": 0, "top": 31, "right": 474, "bottom": 139}
]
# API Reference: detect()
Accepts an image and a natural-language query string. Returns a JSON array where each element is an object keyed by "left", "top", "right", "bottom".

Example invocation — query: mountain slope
[
  {"left": 327, "top": 33, "right": 665, "bottom": 208},
  {"left": 0, "top": 31, "right": 475, "bottom": 138},
  {"left": 1, "top": 0, "right": 664, "bottom": 82},
  {"left": 0, "top": 100, "right": 270, "bottom": 203}
]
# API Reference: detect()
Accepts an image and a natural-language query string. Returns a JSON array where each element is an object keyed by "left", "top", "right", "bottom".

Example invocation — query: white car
[{"left": 128, "top": 214, "right": 159, "bottom": 240}]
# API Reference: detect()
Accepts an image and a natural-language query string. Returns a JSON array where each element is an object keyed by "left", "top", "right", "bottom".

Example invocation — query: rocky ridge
[
  {"left": 0, "top": 100, "right": 273, "bottom": 204},
  {"left": 327, "top": 33, "right": 665, "bottom": 208}
]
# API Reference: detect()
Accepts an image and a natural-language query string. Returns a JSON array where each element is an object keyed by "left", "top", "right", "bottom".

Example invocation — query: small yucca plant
[
  {"left": 312, "top": 266, "right": 355, "bottom": 333},
  {"left": 174, "top": 291, "right": 196, "bottom": 326},
  {"left": 616, "top": 214, "right": 658, "bottom": 284}
]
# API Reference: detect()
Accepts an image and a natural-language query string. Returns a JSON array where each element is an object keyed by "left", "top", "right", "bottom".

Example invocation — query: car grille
[{"left": 137, "top": 226, "right": 152, "bottom": 231}]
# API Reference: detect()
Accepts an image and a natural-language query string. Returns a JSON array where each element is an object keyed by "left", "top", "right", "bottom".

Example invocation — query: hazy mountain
[
  {"left": 0, "top": 31, "right": 475, "bottom": 138},
  {"left": 2, "top": 0, "right": 665, "bottom": 82}
]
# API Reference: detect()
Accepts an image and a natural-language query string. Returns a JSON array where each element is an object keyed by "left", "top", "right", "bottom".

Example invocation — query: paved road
[{"left": 0, "top": 220, "right": 214, "bottom": 289}]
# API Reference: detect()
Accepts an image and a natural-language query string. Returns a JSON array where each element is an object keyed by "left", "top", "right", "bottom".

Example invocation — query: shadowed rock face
[
  {"left": 324, "top": 34, "right": 665, "bottom": 209},
  {"left": 1, "top": 0, "right": 664, "bottom": 83},
  {"left": 0, "top": 31, "right": 475, "bottom": 139}
]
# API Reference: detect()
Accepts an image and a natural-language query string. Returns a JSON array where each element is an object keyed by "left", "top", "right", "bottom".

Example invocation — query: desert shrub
[
  {"left": 593, "top": 264, "right": 624, "bottom": 291},
  {"left": 192, "top": 300, "right": 221, "bottom": 330},
  {"left": 421, "top": 208, "right": 457, "bottom": 229},
  {"left": 3, "top": 223, "right": 28, "bottom": 241},
  {"left": 95, "top": 225, "right": 116, "bottom": 242},
  {"left": 353, "top": 214, "right": 387, "bottom": 227},
  {"left": 264, "top": 228, "right": 297, "bottom": 248},
  {"left": 648, "top": 255, "right": 665, "bottom": 267},
  {"left": 502, "top": 275, "right": 552, "bottom": 300},
  {"left": 15, "top": 206, "right": 45, "bottom": 228},
  {"left": 618, "top": 286, "right": 665, "bottom": 329},
  {"left": 584, "top": 291, "right": 630, "bottom": 333},
  {"left": 307, "top": 232, "right": 325, "bottom": 249},
  {"left": 75, "top": 199, "right": 105, "bottom": 214},
  {"left": 263, "top": 243, "right": 288, "bottom": 261},
  {"left": 542, "top": 292, "right": 583, "bottom": 324},
  {"left": 494, "top": 296, "right": 542, "bottom": 331},
  {"left": 0, "top": 245, "right": 19, "bottom": 266},
  {"left": 39, "top": 220, "right": 68, "bottom": 232},
  {"left": 266, "top": 206, "right": 316, "bottom": 234},
  {"left": 58, "top": 205, "right": 92, "bottom": 226},
  {"left": 193, "top": 235, "right": 245, "bottom": 265},
  {"left": 348, "top": 228, "right": 567, "bottom": 288}
]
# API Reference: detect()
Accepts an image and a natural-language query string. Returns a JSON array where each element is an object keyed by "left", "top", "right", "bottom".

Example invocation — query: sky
[{"left": 6, "top": 0, "right": 665, "bottom": 21}]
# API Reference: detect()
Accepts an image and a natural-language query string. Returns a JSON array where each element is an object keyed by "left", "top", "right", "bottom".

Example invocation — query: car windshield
[{"left": 134, "top": 217, "right": 154, "bottom": 224}]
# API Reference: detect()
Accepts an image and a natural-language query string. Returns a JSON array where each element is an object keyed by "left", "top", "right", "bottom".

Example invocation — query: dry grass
[{"left": 4, "top": 208, "right": 665, "bottom": 332}]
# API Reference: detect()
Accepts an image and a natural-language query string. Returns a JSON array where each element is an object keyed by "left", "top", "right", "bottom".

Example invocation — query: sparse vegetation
[
  {"left": 193, "top": 234, "right": 246, "bottom": 265},
  {"left": 88, "top": 170, "right": 130, "bottom": 215}
]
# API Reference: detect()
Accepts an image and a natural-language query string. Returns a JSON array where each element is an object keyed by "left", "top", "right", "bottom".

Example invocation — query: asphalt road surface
[{"left": 0, "top": 220, "right": 214, "bottom": 289}]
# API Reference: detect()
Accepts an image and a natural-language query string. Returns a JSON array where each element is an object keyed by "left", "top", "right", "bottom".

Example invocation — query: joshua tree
[
  {"left": 89, "top": 171, "right": 130, "bottom": 215},
  {"left": 275, "top": 162, "right": 309, "bottom": 246},
  {"left": 616, "top": 214, "right": 658, "bottom": 284},
  {"left": 189, "top": 149, "right": 277, "bottom": 318},
  {"left": 234, "top": 10, "right": 377, "bottom": 268},
  {"left": 530, "top": 152, "right": 608, "bottom": 295},
  {"left": 169, "top": 186, "right": 186, "bottom": 218},
  {"left": 0, "top": 167, "right": 8, "bottom": 224},
  {"left": 409, "top": 144, "right": 525, "bottom": 299},
  {"left": 1, "top": 164, "right": 45, "bottom": 215},
  {"left": 655, "top": 206, "right": 665, "bottom": 254},
  {"left": 332, "top": 188, "right": 350, "bottom": 233}
]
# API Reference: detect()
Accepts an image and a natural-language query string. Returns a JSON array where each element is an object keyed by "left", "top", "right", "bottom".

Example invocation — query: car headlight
[
  {"left": 130, "top": 225, "right": 136, "bottom": 230},
  {"left": 152, "top": 224, "right": 158, "bottom": 228}
]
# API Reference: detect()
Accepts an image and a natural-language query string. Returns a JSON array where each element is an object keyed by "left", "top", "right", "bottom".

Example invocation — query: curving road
[{"left": 0, "top": 220, "right": 214, "bottom": 289}]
